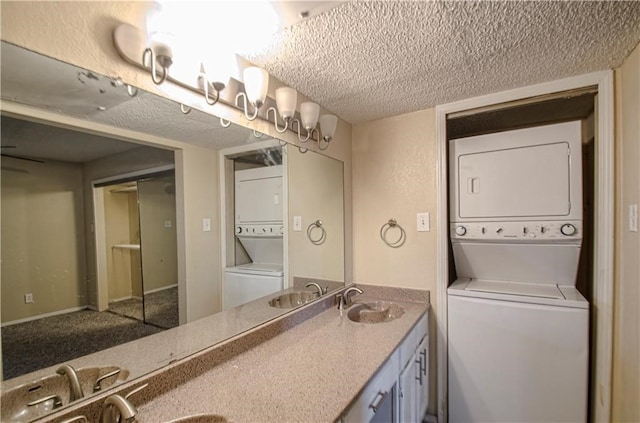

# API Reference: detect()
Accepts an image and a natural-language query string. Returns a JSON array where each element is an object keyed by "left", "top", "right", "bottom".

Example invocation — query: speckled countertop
[
  {"left": 3, "top": 282, "right": 342, "bottom": 393},
  {"left": 133, "top": 290, "right": 428, "bottom": 422},
  {"left": 31, "top": 285, "right": 428, "bottom": 423}
]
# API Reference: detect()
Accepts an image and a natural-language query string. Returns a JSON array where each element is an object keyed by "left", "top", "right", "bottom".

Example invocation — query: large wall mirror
[{"left": 0, "top": 41, "right": 345, "bottom": 421}]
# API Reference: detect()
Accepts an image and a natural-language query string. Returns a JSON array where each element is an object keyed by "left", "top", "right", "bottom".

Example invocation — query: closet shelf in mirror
[{"left": 112, "top": 244, "right": 141, "bottom": 250}]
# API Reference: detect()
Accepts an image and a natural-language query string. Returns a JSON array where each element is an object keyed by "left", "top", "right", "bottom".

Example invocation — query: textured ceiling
[{"left": 246, "top": 1, "right": 640, "bottom": 123}]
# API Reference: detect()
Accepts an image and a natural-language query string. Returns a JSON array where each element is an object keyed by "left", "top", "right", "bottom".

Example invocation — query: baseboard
[
  {"left": 1, "top": 305, "right": 88, "bottom": 327},
  {"left": 144, "top": 283, "right": 178, "bottom": 295}
]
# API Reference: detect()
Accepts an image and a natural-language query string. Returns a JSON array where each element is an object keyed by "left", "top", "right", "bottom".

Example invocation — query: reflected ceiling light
[
  {"left": 236, "top": 66, "right": 269, "bottom": 120},
  {"left": 319, "top": 114, "right": 338, "bottom": 150},
  {"left": 268, "top": 87, "right": 298, "bottom": 133}
]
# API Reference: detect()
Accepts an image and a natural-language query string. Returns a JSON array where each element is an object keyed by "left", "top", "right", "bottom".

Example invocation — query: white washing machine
[
  {"left": 447, "top": 121, "right": 589, "bottom": 422},
  {"left": 224, "top": 223, "right": 284, "bottom": 310},
  {"left": 224, "top": 263, "right": 284, "bottom": 309}
]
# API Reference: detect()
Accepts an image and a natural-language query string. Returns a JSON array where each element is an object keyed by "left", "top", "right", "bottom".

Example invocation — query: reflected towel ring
[
  {"left": 307, "top": 220, "right": 326, "bottom": 245},
  {"left": 380, "top": 218, "right": 406, "bottom": 248}
]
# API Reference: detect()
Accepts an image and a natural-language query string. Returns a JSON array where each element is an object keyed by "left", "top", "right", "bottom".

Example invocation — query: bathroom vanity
[{"left": 24, "top": 285, "right": 429, "bottom": 423}]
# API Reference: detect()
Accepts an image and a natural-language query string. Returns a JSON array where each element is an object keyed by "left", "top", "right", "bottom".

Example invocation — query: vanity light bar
[{"left": 113, "top": 23, "right": 341, "bottom": 147}]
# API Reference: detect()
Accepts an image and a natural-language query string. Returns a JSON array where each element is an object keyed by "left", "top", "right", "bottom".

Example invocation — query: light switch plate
[
  {"left": 293, "top": 216, "right": 302, "bottom": 231},
  {"left": 417, "top": 212, "right": 430, "bottom": 232},
  {"left": 202, "top": 218, "right": 211, "bottom": 232},
  {"left": 630, "top": 204, "right": 638, "bottom": 232},
  {"left": 164, "top": 220, "right": 172, "bottom": 228}
]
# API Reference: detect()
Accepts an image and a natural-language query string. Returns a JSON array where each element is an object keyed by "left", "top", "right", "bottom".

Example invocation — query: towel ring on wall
[
  {"left": 307, "top": 220, "right": 327, "bottom": 245},
  {"left": 380, "top": 218, "right": 406, "bottom": 248}
]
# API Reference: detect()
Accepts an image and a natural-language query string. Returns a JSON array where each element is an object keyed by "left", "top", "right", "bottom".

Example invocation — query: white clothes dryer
[{"left": 447, "top": 121, "right": 589, "bottom": 422}]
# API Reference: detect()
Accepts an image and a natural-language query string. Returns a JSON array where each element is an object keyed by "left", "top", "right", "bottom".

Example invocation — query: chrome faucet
[
  {"left": 306, "top": 282, "right": 326, "bottom": 297},
  {"left": 56, "top": 364, "right": 84, "bottom": 402},
  {"left": 339, "top": 286, "right": 364, "bottom": 311},
  {"left": 99, "top": 394, "right": 137, "bottom": 423}
]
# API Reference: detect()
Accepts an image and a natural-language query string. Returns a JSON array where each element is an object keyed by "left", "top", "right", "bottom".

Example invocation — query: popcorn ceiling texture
[{"left": 246, "top": 1, "right": 640, "bottom": 123}]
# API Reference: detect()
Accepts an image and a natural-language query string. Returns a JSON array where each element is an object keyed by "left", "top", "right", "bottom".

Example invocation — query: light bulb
[
  {"left": 300, "top": 102, "right": 320, "bottom": 131},
  {"left": 243, "top": 67, "right": 269, "bottom": 108},
  {"left": 275, "top": 87, "right": 297, "bottom": 120}
]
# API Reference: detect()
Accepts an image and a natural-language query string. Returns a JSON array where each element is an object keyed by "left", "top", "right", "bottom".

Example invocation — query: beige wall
[
  {"left": 138, "top": 175, "right": 178, "bottom": 293},
  {"left": 352, "top": 109, "right": 438, "bottom": 292},
  {"left": 612, "top": 44, "right": 640, "bottom": 422},
  {"left": 352, "top": 108, "right": 438, "bottom": 413},
  {"left": 288, "top": 146, "right": 345, "bottom": 284},
  {"left": 1, "top": 158, "right": 86, "bottom": 322}
]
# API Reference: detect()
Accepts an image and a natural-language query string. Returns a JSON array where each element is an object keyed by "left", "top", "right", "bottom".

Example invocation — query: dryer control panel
[
  {"left": 450, "top": 221, "right": 582, "bottom": 241},
  {"left": 236, "top": 224, "right": 284, "bottom": 237}
]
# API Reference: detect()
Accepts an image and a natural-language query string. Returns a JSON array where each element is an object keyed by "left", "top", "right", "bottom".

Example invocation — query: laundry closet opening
[{"left": 445, "top": 88, "right": 597, "bottom": 423}]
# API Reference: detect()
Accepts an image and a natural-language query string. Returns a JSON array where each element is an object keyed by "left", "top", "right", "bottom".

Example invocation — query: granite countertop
[
  {"left": 3, "top": 285, "right": 332, "bottom": 393},
  {"left": 133, "top": 292, "right": 429, "bottom": 422}
]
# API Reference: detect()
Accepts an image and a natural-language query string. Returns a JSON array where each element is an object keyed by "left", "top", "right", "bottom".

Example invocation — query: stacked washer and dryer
[
  {"left": 224, "top": 165, "right": 284, "bottom": 309},
  {"left": 447, "top": 121, "right": 589, "bottom": 422}
]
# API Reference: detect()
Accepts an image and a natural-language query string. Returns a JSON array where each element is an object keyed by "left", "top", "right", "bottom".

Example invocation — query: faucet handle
[{"left": 125, "top": 383, "right": 148, "bottom": 400}]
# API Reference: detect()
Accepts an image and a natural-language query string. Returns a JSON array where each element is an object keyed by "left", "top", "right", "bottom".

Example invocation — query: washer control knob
[
  {"left": 236, "top": 227, "right": 242, "bottom": 234},
  {"left": 561, "top": 223, "right": 577, "bottom": 236},
  {"left": 455, "top": 226, "right": 467, "bottom": 236},
  {"left": 496, "top": 227, "right": 503, "bottom": 234}
]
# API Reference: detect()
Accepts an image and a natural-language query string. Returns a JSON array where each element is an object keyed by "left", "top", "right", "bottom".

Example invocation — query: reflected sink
[
  {"left": 166, "top": 414, "right": 228, "bottom": 423},
  {"left": 1, "top": 366, "right": 129, "bottom": 422},
  {"left": 347, "top": 301, "right": 405, "bottom": 324},
  {"left": 268, "top": 291, "right": 318, "bottom": 309}
]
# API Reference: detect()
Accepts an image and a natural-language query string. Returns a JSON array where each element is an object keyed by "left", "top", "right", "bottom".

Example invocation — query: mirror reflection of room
[{"left": 0, "top": 115, "right": 177, "bottom": 379}]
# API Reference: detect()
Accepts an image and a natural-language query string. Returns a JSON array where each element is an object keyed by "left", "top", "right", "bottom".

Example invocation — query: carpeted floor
[
  {"left": 108, "top": 287, "right": 178, "bottom": 330},
  {"left": 1, "top": 309, "right": 164, "bottom": 380}
]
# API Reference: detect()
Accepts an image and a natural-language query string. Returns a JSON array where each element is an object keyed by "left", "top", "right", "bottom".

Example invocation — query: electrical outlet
[{"left": 24, "top": 293, "right": 33, "bottom": 304}]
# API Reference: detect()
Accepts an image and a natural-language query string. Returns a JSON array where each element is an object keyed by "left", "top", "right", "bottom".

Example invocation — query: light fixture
[
  {"left": 199, "top": 63, "right": 222, "bottom": 106},
  {"left": 236, "top": 66, "right": 269, "bottom": 120},
  {"left": 267, "top": 87, "right": 297, "bottom": 133},
  {"left": 319, "top": 114, "right": 338, "bottom": 150},
  {"left": 293, "top": 102, "right": 320, "bottom": 142},
  {"left": 142, "top": 2, "right": 174, "bottom": 85}
]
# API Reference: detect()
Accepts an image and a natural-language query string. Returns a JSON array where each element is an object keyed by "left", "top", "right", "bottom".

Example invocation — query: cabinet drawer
[{"left": 343, "top": 351, "right": 400, "bottom": 423}]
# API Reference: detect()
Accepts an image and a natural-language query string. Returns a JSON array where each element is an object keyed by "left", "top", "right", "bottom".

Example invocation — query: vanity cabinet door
[
  {"left": 399, "top": 357, "right": 418, "bottom": 423},
  {"left": 398, "top": 313, "right": 429, "bottom": 423},
  {"left": 342, "top": 351, "right": 400, "bottom": 423},
  {"left": 416, "top": 335, "right": 429, "bottom": 420}
]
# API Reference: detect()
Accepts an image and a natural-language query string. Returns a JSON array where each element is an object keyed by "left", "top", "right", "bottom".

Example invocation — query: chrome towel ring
[
  {"left": 307, "top": 220, "right": 327, "bottom": 245},
  {"left": 380, "top": 218, "right": 406, "bottom": 248}
]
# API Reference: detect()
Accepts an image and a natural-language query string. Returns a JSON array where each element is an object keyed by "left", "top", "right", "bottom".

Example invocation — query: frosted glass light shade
[
  {"left": 300, "top": 102, "right": 320, "bottom": 130},
  {"left": 319, "top": 114, "right": 338, "bottom": 140},
  {"left": 243, "top": 67, "right": 269, "bottom": 107},
  {"left": 275, "top": 87, "right": 297, "bottom": 119}
]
